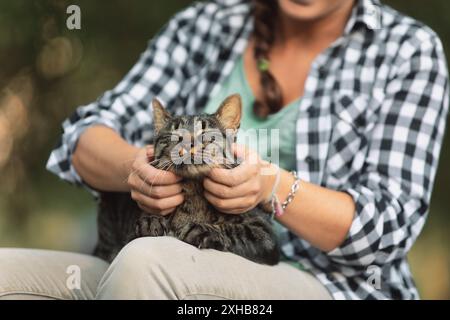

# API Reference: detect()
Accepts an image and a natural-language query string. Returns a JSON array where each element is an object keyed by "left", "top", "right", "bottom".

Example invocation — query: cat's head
[{"left": 151, "top": 94, "right": 242, "bottom": 179}]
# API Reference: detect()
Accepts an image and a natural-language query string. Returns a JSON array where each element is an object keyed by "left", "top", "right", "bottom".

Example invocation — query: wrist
[
  {"left": 260, "top": 162, "right": 279, "bottom": 203},
  {"left": 272, "top": 170, "right": 298, "bottom": 219},
  {"left": 276, "top": 170, "right": 295, "bottom": 201}
]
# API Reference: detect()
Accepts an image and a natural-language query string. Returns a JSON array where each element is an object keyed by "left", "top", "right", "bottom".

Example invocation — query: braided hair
[{"left": 251, "top": 0, "right": 283, "bottom": 118}]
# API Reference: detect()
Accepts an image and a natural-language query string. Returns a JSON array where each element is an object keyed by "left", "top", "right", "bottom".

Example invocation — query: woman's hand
[
  {"left": 127, "top": 146, "right": 184, "bottom": 215},
  {"left": 203, "top": 144, "right": 276, "bottom": 214}
]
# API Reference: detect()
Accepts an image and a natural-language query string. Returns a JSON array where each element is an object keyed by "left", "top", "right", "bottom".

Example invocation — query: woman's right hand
[{"left": 127, "top": 146, "right": 184, "bottom": 216}]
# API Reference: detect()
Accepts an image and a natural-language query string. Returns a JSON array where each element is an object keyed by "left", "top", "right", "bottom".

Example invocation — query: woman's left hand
[{"left": 203, "top": 144, "right": 275, "bottom": 214}]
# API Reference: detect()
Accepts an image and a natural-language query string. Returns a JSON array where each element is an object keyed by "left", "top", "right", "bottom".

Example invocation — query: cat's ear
[
  {"left": 215, "top": 94, "right": 242, "bottom": 130},
  {"left": 152, "top": 98, "right": 171, "bottom": 134}
]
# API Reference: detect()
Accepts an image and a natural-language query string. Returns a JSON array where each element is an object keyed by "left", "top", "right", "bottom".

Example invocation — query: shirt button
[{"left": 305, "top": 156, "right": 313, "bottom": 163}]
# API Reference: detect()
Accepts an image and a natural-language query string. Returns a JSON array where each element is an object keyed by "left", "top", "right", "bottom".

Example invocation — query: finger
[
  {"left": 137, "top": 202, "right": 158, "bottom": 214},
  {"left": 146, "top": 183, "right": 183, "bottom": 199},
  {"left": 231, "top": 143, "right": 260, "bottom": 164},
  {"left": 159, "top": 207, "right": 178, "bottom": 216},
  {"left": 137, "top": 202, "right": 176, "bottom": 216},
  {"left": 135, "top": 192, "right": 184, "bottom": 211},
  {"left": 204, "top": 191, "right": 255, "bottom": 212},
  {"left": 208, "top": 144, "right": 260, "bottom": 187},
  {"left": 137, "top": 163, "right": 182, "bottom": 185},
  {"left": 203, "top": 177, "right": 259, "bottom": 199},
  {"left": 222, "top": 207, "right": 248, "bottom": 215},
  {"left": 146, "top": 145, "right": 154, "bottom": 160},
  {"left": 208, "top": 158, "right": 257, "bottom": 187},
  {"left": 129, "top": 174, "right": 183, "bottom": 198}
]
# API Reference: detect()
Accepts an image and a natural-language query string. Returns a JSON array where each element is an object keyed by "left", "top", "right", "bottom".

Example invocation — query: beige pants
[{"left": 0, "top": 237, "right": 331, "bottom": 300}]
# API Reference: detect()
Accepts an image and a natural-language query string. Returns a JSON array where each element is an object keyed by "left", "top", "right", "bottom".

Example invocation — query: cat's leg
[
  {"left": 217, "top": 215, "right": 280, "bottom": 266},
  {"left": 135, "top": 215, "right": 168, "bottom": 238},
  {"left": 174, "top": 215, "right": 279, "bottom": 265},
  {"left": 176, "top": 223, "right": 231, "bottom": 250}
]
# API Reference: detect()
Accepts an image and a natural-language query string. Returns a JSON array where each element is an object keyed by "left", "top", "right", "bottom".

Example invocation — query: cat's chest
[{"left": 171, "top": 180, "right": 212, "bottom": 224}]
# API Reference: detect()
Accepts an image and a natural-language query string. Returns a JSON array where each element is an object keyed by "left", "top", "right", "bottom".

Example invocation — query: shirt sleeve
[
  {"left": 327, "top": 33, "right": 449, "bottom": 268},
  {"left": 46, "top": 4, "right": 201, "bottom": 189}
]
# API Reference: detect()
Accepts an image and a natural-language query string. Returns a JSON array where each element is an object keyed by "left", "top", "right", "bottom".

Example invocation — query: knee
[
  {"left": 114, "top": 236, "right": 186, "bottom": 269},
  {"left": 96, "top": 237, "right": 192, "bottom": 299}
]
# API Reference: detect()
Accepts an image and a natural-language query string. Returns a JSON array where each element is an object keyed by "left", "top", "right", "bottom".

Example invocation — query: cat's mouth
[
  {"left": 152, "top": 144, "right": 239, "bottom": 179},
  {"left": 152, "top": 158, "right": 221, "bottom": 179},
  {"left": 171, "top": 163, "right": 218, "bottom": 179}
]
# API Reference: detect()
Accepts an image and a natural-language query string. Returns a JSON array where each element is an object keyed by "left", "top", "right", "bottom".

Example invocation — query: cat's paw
[
  {"left": 177, "top": 222, "right": 205, "bottom": 247},
  {"left": 135, "top": 215, "right": 166, "bottom": 237},
  {"left": 199, "top": 232, "right": 226, "bottom": 250},
  {"left": 178, "top": 223, "right": 226, "bottom": 250}
]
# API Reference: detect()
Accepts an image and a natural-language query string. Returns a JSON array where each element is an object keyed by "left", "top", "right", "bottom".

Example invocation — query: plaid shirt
[{"left": 47, "top": 0, "right": 449, "bottom": 299}]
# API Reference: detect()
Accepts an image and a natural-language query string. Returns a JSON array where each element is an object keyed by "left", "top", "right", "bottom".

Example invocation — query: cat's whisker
[
  {"left": 146, "top": 170, "right": 166, "bottom": 194},
  {"left": 153, "top": 160, "right": 171, "bottom": 170},
  {"left": 122, "top": 158, "right": 153, "bottom": 180},
  {"left": 123, "top": 162, "right": 153, "bottom": 184},
  {"left": 123, "top": 158, "right": 170, "bottom": 185},
  {"left": 141, "top": 168, "right": 163, "bottom": 194},
  {"left": 148, "top": 158, "right": 162, "bottom": 165},
  {"left": 144, "top": 161, "right": 174, "bottom": 194},
  {"left": 147, "top": 163, "right": 175, "bottom": 193}
]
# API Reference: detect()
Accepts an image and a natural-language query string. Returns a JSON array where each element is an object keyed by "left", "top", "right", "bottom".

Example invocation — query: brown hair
[{"left": 252, "top": 0, "right": 283, "bottom": 118}]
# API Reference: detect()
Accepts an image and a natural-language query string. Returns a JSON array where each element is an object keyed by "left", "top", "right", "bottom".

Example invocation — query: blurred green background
[{"left": 0, "top": 0, "right": 449, "bottom": 299}]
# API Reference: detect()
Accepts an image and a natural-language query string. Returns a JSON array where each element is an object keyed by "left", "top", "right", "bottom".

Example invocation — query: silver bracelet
[
  {"left": 268, "top": 171, "right": 300, "bottom": 219},
  {"left": 280, "top": 171, "right": 300, "bottom": 211}
]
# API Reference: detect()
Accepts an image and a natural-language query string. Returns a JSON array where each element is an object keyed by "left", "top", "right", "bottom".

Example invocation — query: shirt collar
[{"left": 344, "top": 0, "right": 383, "bottom": 34}]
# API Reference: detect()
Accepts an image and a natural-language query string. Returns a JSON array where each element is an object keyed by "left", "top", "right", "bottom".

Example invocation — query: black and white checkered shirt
[{"left": 47, "top": 0, "right": 449, "bottom": 299}]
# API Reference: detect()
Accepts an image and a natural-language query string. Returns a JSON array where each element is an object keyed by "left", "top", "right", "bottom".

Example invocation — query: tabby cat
[{"left": 94, "top": 94, "right": 280, "bottom": 265}]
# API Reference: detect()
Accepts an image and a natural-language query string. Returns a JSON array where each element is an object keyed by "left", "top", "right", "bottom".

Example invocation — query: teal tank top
[{"left": 202, "top": 56, "right": 299, "bottom": 171}]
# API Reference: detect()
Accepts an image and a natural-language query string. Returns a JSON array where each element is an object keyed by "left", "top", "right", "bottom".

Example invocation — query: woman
[{"left": 0, "top": 0, "right": 448, "bottom": 299}]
